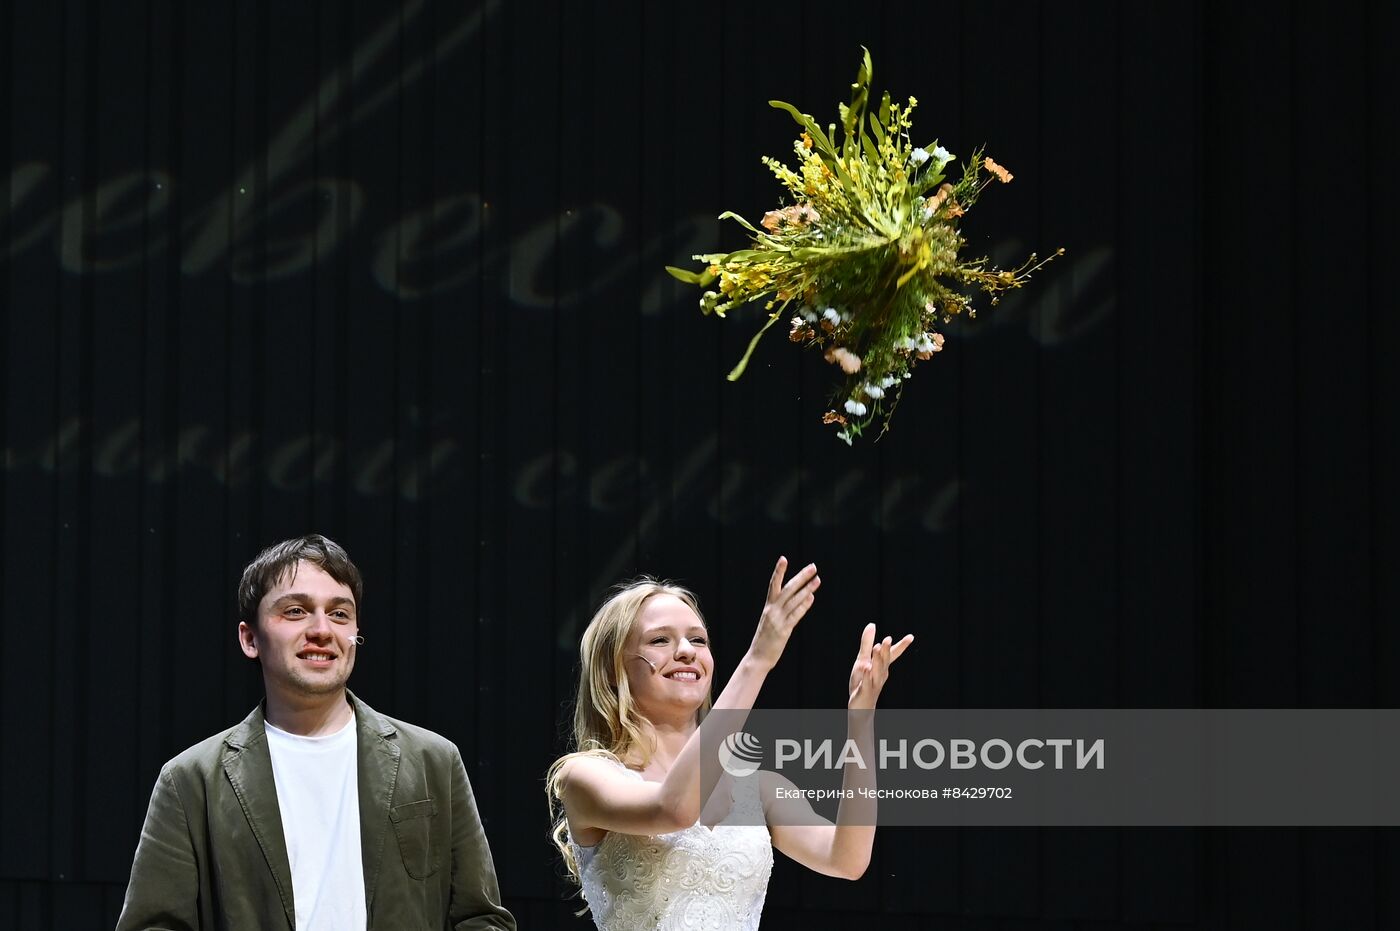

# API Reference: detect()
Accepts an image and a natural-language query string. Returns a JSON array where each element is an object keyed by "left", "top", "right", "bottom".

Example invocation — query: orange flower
[
  {"left": 823, "top": 346, "right": 862, "bottom": 374},
  {"left": 822, "top": 411, "right": 848, "bottom": 425},
  {"left": 801, "top": 132, "right": 814, "bottom": 150},
  {"left": 763, "top": 204, "right": 821, "bottom": 232},
  {"left": 928, "top": 183, "right": 955, "bottom": 212},
  {"left": 983, "top": 156, "right": 1013, "bottom": 183}
]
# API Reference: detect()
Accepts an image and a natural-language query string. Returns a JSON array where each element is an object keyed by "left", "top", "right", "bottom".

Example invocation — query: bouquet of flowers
[{"left": 667, "top": 49, "right": 1061, "bottom": 443}]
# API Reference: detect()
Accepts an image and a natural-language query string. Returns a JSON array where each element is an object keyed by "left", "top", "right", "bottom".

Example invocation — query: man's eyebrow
[{"left": 268, "top": 593, "right": 356, "bottom": 609}]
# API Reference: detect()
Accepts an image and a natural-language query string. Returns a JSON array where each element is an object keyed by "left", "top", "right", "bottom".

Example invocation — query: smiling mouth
[
  {"left": 298, "top": 651, "right": 337, "bottom": 662},
  {"left": 665, "top": 671, "right": 699, "bottom": 681}
]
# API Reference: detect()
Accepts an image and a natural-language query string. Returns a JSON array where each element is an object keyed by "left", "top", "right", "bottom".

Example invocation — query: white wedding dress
[{"left": 571, "top": 764, "right": 773, "bottom": 930}]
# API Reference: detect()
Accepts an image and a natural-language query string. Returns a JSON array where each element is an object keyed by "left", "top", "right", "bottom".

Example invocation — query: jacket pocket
[{"left": 389, "top": 797, "right": 440, "bottom": 880}]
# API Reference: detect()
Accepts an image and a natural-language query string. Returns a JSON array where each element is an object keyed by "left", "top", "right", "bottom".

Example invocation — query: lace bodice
[{"left": 571, "top": 765, "right": 773, "bottom": 930}]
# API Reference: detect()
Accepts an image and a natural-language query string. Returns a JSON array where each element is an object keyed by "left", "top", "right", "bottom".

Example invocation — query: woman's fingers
[
  {"left": 772, "top": 571, "right": 819, "bottom": 625},
  {"left": 774, "top": 595, "right": 814, "bottom": 641},
  {"left": 792, "top": 592, "right": 816, "bottom": 622},
  {"left": 870, "top": 637, "right": 890, "bottom": 679},
  {"left": 764, "top": 559, "right": 818, "bottom": 618},
  {"left": 767, "top": 556, "right": 788, "bottom": 602},
  {"left": 750, "top": 559, "right": 821, "bottom": 668},
  {"left": 776, "top": 563, "right": 819, "bottom": 607},
  {"left": 858, "top": 622, "right": 877, "bottom": 660},
  {"left": 849, "top": 656, "right": 873, "bottom": 699},
  {"left": 862, "top": 629, "right": 915, "bottom": 664}
]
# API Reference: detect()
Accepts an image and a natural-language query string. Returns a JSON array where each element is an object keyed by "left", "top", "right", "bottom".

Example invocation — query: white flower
[
  {"left": 915, "top": 333, "right": 937, "bottom": 353},
  {"left": 843, "top": 399, "right": 868, "bottom": 416},
  {"left": 879, "top": 375, "right": 898, "bottom": 389},
  {"left": 800, "top": 306, "right": 818, "bottom": 323},
  {"left": 932, "top": 145, "right": 953, "bottom": 165},
  {"left": 822, "top": 307, "right": 840, "bottom": 323},
  {"left": 899, "top": 336, "right": 920, "bottom": 351},
  {"left": 910, "top": 147, "right": 930, "bottom": 166},
  {"left": 864, "top": 384, "right": 885, "bottom": 399}
]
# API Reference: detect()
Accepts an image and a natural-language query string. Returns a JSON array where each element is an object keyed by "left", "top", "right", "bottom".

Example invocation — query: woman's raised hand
[
  {"left": 848, "top": 623, "right": 914, "bottom": 710},
  {"left": 747, "top": 556, "right": 820, "bottom": 669}
]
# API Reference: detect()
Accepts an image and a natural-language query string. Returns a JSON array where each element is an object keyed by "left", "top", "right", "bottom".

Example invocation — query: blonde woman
[{"left": 547, "top": 557, "right": 913, "bottom": 929}]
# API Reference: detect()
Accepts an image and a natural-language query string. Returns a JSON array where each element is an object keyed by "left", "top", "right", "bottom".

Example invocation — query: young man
[{"left": 117, "top": 534, "right": 515, "bottom": 931}]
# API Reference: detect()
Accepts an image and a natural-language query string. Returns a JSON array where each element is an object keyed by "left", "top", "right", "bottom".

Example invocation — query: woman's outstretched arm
[{"left": 765, "top": 623, "right": 914, "bottom": 879}]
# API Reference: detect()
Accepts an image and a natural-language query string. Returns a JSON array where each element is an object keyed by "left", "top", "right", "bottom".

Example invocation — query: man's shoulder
[
  {"left": 352, "top": 695, "right": 461, "bottom": 760},
  {"left": 377, "top": 711, "right": 460, "bottom": 756},
  {"left": 160, "top": 710, "right": 262, "bottom": 777}
]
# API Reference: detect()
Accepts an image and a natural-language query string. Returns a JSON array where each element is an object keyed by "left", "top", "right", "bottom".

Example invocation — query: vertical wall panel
[
  {"left": 1116, "top": 2, "right": 1203, "bottom": 923},
  {"left": 1293, "top": 0, "right": 1372, "bottom": 713},
  {"left": 1369, "top": 0, "right": 1400, "bottom": 925},
  {"left": 956, "top": 0, "right": 1044, "bottom": 920},
  {"left": 1037, "top": 3, "right": 1123, "bottom": 920},
  {"left": 469, "top": 0, "right": 513, "bottom": 902},
  {"left": 498, "top": 0, "right": 566, "bottom": 898},
  {"left": 0, "top": 0, "right": 10, "bottom": 886},
  {"left": 1202, "top": 0, "right": 1300, "bottom": 707},
  {"left": 1291, "top": 0, "right": 1378, "bottom": 925},
  {"left": 872, "top": 2, "right": 967, "bottom": 920},
  {"left": 1204, "top": 2, "right": 1305, "bottom": 927},
  {"left": 3, "top": 0, "right": 63, "bottom": 883}
]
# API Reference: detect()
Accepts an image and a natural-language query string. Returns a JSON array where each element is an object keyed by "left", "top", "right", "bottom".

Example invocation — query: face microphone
[
  {"left": 350, "top": 635, "right": 366, "bottom": 645},
  {"left": 630, "top": 654, "right": 657, "bottom": 673}
]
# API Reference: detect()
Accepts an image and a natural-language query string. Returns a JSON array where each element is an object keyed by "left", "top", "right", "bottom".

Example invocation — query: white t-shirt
[{"left": 265, "top": 715, "right": 367, "bottom": 931}]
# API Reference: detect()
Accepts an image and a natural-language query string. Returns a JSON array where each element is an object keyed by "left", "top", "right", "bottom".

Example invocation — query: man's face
[{"left": 238, "top": 560, "right": 359, "bottom": 702}]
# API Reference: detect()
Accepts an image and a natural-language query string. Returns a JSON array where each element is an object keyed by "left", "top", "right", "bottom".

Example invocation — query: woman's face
[{"left": 624, "top": 594, "right": 713, "bottom": 720}]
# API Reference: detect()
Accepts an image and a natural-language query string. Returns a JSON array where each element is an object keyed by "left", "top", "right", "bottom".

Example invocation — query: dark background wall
[{"left": 1, "top": 1, "right": 1395, "bottom": 928}]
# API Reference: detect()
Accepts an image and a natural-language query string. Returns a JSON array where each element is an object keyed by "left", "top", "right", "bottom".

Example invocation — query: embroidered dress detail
[{"left": 571, "top": 764, "right": 772, "bottom": 930}]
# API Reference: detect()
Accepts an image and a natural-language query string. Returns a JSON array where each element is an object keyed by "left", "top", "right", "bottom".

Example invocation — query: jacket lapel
[
  {"left": 221, "top": 705, "right": 296, "bottom": 931},
  {"left": 351, "top": 692, "right": 401, "bottom": 914}
]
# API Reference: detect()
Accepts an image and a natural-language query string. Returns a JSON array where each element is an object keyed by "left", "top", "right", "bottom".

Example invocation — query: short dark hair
[{"left": 237, "top": 534, "right": 364, "bottom": 626}]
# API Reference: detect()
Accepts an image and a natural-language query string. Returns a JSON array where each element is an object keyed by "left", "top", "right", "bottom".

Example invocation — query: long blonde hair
[{"left": 546, "top": 578, "right": 712, "bottom": 884}]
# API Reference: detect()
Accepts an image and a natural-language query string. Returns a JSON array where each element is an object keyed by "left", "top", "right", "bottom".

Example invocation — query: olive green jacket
[{"left": 116, "top": 693, "right": 515, "bottom": 931}]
